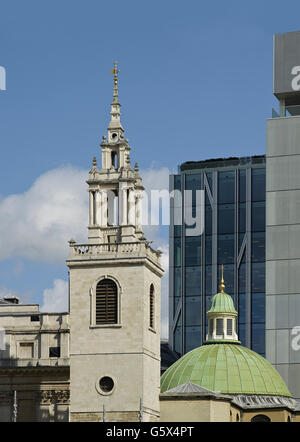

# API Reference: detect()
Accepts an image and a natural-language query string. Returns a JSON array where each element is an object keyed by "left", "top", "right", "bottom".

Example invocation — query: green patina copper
[
  {"left": 207, "top": 291, "right": 238, "bottom": 316},
  {"left": 160, "top": 343, "right": 292, "bottom": 397}
]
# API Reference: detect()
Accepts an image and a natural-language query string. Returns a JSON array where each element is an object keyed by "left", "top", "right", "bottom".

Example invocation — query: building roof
[
  {"left": 160, "top": 343, "right": 292, "bottom": 397},
  {"left": 180, "top": 155, "right": 265, "bottom": 172},
  {"left": 207, "top": 291, "right": 238, "bottom": 316}
]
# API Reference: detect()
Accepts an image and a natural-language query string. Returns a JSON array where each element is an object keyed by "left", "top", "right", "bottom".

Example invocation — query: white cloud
[
  {"left": 40, "top": 279, "right": 68, "bottom": 312},
  {"left": 0, "top": 166, "right": 88, "bottom": 262},
  {"left": 0, "top": 163, "right": 171, "bottom": 336}
]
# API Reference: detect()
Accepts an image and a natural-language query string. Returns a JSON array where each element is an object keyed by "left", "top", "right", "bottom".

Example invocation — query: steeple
[
  {"left": 205, "top": 266, "right": 240, "bottom": 344},
  {"left": 86, "top": 63, "right": 145, "bottom": 244},
  {"left": 107, "top": 61, "right": 124, "bottom": 143}
]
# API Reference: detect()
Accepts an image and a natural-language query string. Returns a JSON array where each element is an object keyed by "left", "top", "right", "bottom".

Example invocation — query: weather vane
[{"left": 111, "top": 61, "right": 119, "bottom": 87}]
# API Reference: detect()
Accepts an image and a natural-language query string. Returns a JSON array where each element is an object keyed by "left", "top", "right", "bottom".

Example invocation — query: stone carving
[{"left": 39, "top": 390, "right": 70, "bottom": 404}]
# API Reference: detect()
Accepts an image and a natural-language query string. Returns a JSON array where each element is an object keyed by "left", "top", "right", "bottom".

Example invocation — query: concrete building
[
  {"left": 169, "top": 156, "right": 266, "bottom": 357},
  {"left": 0, "top": 63, "right": 164, "bottom": 422},
  {"left": 266, "top": 30, "right": 300, "bottom": 400},
  {"left": 66, "top": 63, "right": 164, "bottom": 422},
  {"left": 0, "top": 299, "right": 69, "bottom": 421}
]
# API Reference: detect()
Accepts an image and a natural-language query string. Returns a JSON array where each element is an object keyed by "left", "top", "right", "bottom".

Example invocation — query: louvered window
[
  {"left": 227, "top": 318, "right": 233, "bottom": 335},
  {"left": 96, "top": 279, "right": 118, "bottom": 324},
  {"left": 150, "top": 284, "right": 155, "bottom": 329},
  {"left": 216, "top": 318, "right": 223, "bottom": 335}
]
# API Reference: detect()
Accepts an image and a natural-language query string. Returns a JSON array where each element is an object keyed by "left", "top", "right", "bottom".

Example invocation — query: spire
[
  {"left": 110, "top": 61, "right": 120, "bottom": 103},
  {"left": 107, "top": 61, "right": 124, "bottom": 139}
]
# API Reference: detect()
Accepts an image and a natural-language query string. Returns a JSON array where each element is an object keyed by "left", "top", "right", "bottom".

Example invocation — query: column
[
  {"left": 135, "top": 192, "right": 143, "bottom": 231},
  {"left": 101, "top": 190, "right": 108, "bottom": 227},
  {"left": 119, "top": 182, "right": 127, "bottom": 225},
  {"left": 128, "top": 189, "right": 136, "bottom": 226},
  {"left": 95, "top": 190, "right": 101, "bottom": 225},
  {"left": 89, "top": 191, "right": 94, "bottom": 226}
]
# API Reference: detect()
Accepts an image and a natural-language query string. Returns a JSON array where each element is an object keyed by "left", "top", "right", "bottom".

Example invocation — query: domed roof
[
  {"left": 207, "top": 291, "right": 238, "bottom": 315},
  {"left": 160, "top": 343, "right": 292, "bottom": 397}
]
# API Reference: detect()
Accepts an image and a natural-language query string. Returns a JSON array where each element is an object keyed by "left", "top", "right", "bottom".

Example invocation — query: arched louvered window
[
  {"left": 96, "top": 279, "right": 118, "bottom": 324},
  {"left": 150, "top": 284, "right": 155, "bottom": 329},
  {"left": 251, "top": 414, "right": 271, "bottom": 422}
]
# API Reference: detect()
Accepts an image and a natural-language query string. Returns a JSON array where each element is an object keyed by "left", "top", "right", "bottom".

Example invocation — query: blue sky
[{"left": 1, "top": 0, "right": 300, "bottom": 336}]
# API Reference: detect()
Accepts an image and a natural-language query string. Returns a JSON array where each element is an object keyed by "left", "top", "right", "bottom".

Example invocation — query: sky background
[{"left": 1, "top": 0, "right": 300, "bottom": 338}]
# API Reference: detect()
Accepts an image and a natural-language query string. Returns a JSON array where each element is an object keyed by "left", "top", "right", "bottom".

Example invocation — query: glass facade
[{"left": 169, "top": 156, "right": 266, "bottom": 357}]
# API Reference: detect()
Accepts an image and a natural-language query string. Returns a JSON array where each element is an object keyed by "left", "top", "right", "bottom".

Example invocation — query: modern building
[
  {"left": 266, "top": 30, "right": 300, "bottom": 401},
  {"left": 169, "top": 155, "right": 266, "bottom": 357}
]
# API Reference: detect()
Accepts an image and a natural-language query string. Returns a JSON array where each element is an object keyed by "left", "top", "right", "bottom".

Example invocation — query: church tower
[{"left": 67, "top": 64, "right": 164, "bottom": 422}]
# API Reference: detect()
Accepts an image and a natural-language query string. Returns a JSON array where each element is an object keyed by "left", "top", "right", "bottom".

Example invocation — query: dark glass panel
[
  {"left": 238, "top": 264, "right": 246, "bottom": 294},
  {"left": 218, "top": 171, "right": 235, "bottom": 204},
  {"left": 205, "top": 265, "right": 212, "bottom": 295},
  {"left": 174, "top": 225, "right": 181, "bottom": 238},
  {"left": 205, "top": 203, "right": 212, "bottom": 235},
  {"left": 205, "top": 235, "right": 212, "bottom": 265},
  {"left": 218, "top": 264, "right": 234, "bottom": 295},
  {"left": 251, "top": 263, "right": 265, "bottom": 293},
  {"left": 185, "top": 266, "right": 201, "bottom": 296},
  {"left": 185, "top": 297, "right": 202, "bottom": 326},
  {"left": 174, "top": 297, "right": 180, "bottom": 315},
  {"left": 205, "top": 189, "right": 211, "bottom": 206},
  {"left": 174, "top": 313, "right": 182, "bottom": 356},
  {"left": 185, "top": 236, "right": 201, "bottom": 266},
  {"left": 185, "top": 173, "right": 201, "bottom": 191},
  {"left": 174, "top": 237, "right": 181, "bottom": 267},
  {"left": 205, "top": 294, "right": 213, "bottom": 317},
  {"left": 252, "top": 293, "right": 265, "bottom": 323},
  {"left": 251, "top": 323, "right": 265, "bottom": 355},
  {"left": 238, "top": 233, "right": 246, "bottom": 251},
  {"left": 218, "top": 234, "right": 235, "bottom": 264},
  {"left": 205, "top": 172, "right": 213, "bottom": 192},
  {"left": 251, "top": 232, "right": 265, "bottom": 262},
  {"left": 239, "top": 169, "right": 246, "bottom": 203},
  {"left": 185, "top": 326, "right": 202, "bottom": 352},
  {"left": 218, "top": 204, "right": 235, "bottom": 234},
  {"left": 174, "top": 270, "right": 181, "bottom": 297},
  {"left": 174, "top": 175, "right": 182, "bottom": 191},
  {"left": 239, "top": 202, "right": 246, "bottom": 233},
  {"left": 252, "top": 168, "right": 265, "bottom": 202},
  {"left": 238, "top": 293, "right": 246, "bottom": 324},
  {"left": 252, "top": 201, "right": 265, "bottom": 232},
  {"left": 238, "top": 323, "right": 246, "bottom": 346}
]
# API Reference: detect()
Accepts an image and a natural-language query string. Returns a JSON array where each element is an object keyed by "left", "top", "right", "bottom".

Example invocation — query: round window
[{"left": 99, "top": 376, "right": 114, "bottom": 393}]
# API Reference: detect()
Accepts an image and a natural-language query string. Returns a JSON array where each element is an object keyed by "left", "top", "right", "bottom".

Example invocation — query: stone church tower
[{"left": 66, "top": 64, "right": 164, "bottom": 422}]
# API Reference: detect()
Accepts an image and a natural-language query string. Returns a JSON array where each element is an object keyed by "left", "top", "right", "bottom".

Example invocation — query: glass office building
[{"left": 169, "top": 155, "right": 266, "bottom": 357}]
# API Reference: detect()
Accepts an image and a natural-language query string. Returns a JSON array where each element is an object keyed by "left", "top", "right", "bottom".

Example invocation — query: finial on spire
[
  {"left": 92, "top": 157, "right": 97, "bottom": 167},
  {"left": 220, "top": 264, "right": 225, "bottom": 293},
  {"left": 111, "top": 61, "right": 119, "bottom": 101}
]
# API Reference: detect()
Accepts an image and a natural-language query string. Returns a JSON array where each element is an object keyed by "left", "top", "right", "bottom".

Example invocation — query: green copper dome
[
  {"left": 161, "top": 343, "right": 292, "bottom": 397},
  {"left": 207, "top": 291, "right": 238, "bottom": 315}
]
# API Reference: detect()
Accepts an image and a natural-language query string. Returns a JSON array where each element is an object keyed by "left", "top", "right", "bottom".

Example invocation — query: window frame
[
  {"left": 90, "top": 275, "right": 122, "bottom": 328},
  {"left": 149, "top": 284, "right": 155, "bottom": 332}
]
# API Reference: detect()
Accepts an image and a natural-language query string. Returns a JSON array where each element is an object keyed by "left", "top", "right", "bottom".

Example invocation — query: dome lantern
[{"left": 205, "top": 265, "right": 239, "bottom": 344}]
